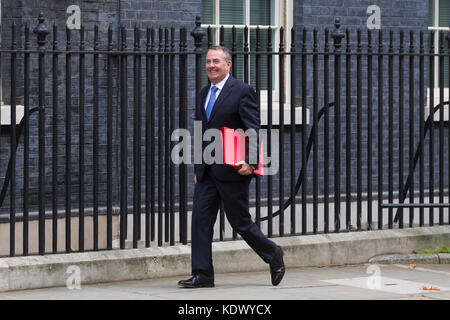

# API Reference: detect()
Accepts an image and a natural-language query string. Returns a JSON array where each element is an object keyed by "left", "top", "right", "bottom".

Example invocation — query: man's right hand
[{"left": 194, "top": 175, "right": 197, "bottom": 184}]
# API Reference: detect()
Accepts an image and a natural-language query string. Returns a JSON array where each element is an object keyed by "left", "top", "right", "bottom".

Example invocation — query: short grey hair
[{"left": 207, "top": 45, "right": 232, "bottom": 62}]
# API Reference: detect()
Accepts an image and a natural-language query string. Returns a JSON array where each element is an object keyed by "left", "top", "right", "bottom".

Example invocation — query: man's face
[{"left": 205, "top": 49, "right": 232, "bottom": 85}]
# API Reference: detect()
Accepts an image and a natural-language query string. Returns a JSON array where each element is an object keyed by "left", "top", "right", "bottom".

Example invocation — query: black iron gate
[{"left": 0, "top": 14, "right": 449, "bottom": 257}]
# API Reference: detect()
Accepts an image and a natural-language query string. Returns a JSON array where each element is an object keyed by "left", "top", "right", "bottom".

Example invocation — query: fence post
[
  {"left": 65, "top": 26, "right": 73, "bottom": 253},
  {"left": 10, "top": 23, "right": 16, "bottom": 257},
  {"left": 291, "top": 27, "right": 297, "bottom": 235},
  {"left": 33, "top": 12, "right": 49, "bottom": 255},
  {"left": 107, "top": 25, "right": 113, "bottom": 250},
  {"left": 191, "top": 16, "right": 205, "bottom": 99},
  {"left": 79, "top": 25, "right": 85, "bottom": 252},
  {"left": 120, "top": 25, "right": 128, "bottom": 249},
  {"left": 346, "top": 28, "right": 352, "bottom": 231},
  {"left": 313, "top": 28, "right": 318, "bottom": 234},
  {"left": 52, "top": 23, "right": 58, "bottom": 254},
  {"left": 331, "top": 18, "right": 344, "bottom": 233},
  {"left": 301, "top": 28, "right": 307, "bottom": 235},
  {"left": 133, "top": 25, "right": 141, "bottom": 249},
  {"left": 324, "top": 28, "right": 330, "bottom": 233},
  {"left": 279, "top": 26, "right": 285, "bottom": 237},
  {"left": 93, "top": 25, "right": 100, "bottom": 251},
  {"left": 179, "top": 28, "right": 188, "bottom": 245},
  {"left": 190, "top": 17, "right": 205, "bottom": 241},
  {"left": 23, "top": 24, "right": 31, "bottom": 256},
  {"left": 446, "top": 32, "right": 450, "bottom": 224},
  {"left": 419, "top": 31, "right": 425, "bottom": 227},
  {"left": 367, "top": 29, "right": 373, "bottom": 230},
  {"left": 428, "top": 30, "right": 434, "bottom": 227}
]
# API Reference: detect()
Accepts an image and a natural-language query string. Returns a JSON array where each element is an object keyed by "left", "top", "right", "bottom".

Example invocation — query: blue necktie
[{"left": 205, "top": 86, "right": 218, "bottom": 121}]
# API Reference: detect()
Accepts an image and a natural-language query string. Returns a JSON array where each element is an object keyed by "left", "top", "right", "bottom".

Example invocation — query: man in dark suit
[{"left": 178, "top": 46, "right": 285, "bottom": 288}]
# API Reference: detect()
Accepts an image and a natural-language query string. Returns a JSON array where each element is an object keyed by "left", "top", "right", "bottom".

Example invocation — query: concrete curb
[
  {"left": 369, "top": 253, "right": 450, "bottom": 264},
  {"left": 0, "top": 225, "right": 449, "bottom": 292}
]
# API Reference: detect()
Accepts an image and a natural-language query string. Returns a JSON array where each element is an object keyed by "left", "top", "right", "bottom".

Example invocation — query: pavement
[{"left": 1, "top": 262, "right": 449, "bottom": 300}]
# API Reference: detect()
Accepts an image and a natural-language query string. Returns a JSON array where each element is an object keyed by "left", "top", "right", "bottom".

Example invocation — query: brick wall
[
  {"left": 284, "top": 0, "right": 440, "bottom": 200},
  {"left": 0, "top": 0, "right": 201, "bottom": 216},
  {"left": 1, "top": 0, "right": 445, "bottom": 230}
]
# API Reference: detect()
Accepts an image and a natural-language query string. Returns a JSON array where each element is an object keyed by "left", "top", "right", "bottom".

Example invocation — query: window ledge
[
  {"left": 425, "top": 105, "right": 449, "bottom": 122},
  {"left": 260, "top": 103, "right": 309, "bottom": 126},
  {"left": 1, "top": 104, "right": 24, "bottom": 125},
  {"left": 425, "top": 88, "right": 449, "bottom": 122}
]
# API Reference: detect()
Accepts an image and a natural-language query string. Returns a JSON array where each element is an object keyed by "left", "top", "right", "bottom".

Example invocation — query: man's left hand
[{"left": 237, "top": 162, "right": 254, "bottom": 175}]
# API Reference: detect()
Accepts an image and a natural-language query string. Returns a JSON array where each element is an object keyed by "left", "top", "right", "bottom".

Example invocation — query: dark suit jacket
[{"left": 194, "top": 75, "right": 260, "bottom": 182}]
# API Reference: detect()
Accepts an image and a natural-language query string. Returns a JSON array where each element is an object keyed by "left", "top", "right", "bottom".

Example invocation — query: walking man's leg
[
  {"left": 216, "top": 178, "right": 286, "bottom": 285},
  {"left": 178, "top": 176, "right": 218, "bottom": 288}
]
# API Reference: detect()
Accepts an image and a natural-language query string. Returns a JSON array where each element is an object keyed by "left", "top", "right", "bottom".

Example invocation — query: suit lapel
[
  {"left": 199, "top": 87, "right": 208, "bottom": 122},
  {"left": 207, "top": 76, "right": 235, "bottom": 124}
]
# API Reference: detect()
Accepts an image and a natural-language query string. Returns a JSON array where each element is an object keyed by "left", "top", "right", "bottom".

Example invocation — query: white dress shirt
[{"left": 203, "top": 73, "right": 230, "bottom": 111}]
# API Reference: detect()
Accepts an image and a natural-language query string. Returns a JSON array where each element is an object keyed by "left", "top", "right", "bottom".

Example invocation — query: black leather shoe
[
  {"left": 269, "top": 246, "right": 285, "bottom": 286},
  {"left": 178, "top": 274, "right": 215, "bottom": 288}
]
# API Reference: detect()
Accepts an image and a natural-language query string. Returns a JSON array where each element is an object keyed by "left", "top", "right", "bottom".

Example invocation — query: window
[
  {"left": 0, "top": 10, "right": 23, "bottom": 126},
  {"left": 427, "top": 0, "right": 450, "bottom": 121},
  {"left": 201, "top": 0, "right": 305, "bottom": 125},
  {"left": 1, "top": 105, "right": 24, "bottom": 125},
  {"left": 202, "top": 0, "right": 275, "bottom": 91}
]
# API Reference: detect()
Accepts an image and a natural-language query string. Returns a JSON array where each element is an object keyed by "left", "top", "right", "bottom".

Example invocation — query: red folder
[{"left": 220, "top": 127, "right": 264, "bottom": 176}]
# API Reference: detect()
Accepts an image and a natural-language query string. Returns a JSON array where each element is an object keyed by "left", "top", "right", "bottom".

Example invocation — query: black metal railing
[{"left": 0, "top": 14, "right": 449, "bottom": 257}]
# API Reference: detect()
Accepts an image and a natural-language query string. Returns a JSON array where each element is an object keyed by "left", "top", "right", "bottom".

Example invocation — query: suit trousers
[{"left": 191, "top": 169, "right": 278, "bottom": 278}]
